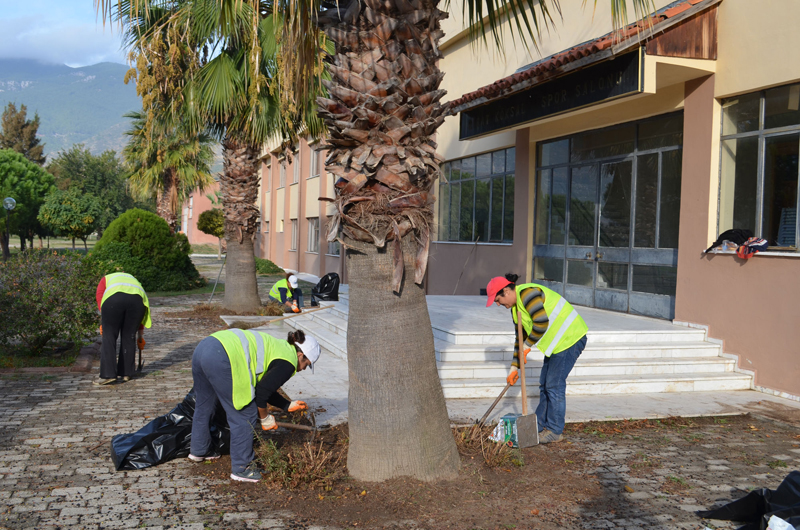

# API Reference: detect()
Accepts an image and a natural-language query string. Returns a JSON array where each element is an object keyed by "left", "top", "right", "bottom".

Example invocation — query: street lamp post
[{"left": 3, "top": 197, "right": 16, "bottom": 261}]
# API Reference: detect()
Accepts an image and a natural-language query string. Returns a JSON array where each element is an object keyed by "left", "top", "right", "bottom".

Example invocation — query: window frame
[
  {"left": 437, "top": 147, "right": 516, "bottom": 244},
  {"left": 292, "top": 151, "right": 300, "bottom": 184},
  {"left": 290, "top": 219, "right": 298, "bottom": 251},
  {"left": 307, "top": 217, "right": 320, "bottom": 253},
  {"left": 718, "top": 83, "right": 800, "bottom": 250},
  {"left": 279, "top": 158, "right": 286, "bottom": 188},
  {"left": 310, "top": 147, "right": 320, "bottom": 178}
]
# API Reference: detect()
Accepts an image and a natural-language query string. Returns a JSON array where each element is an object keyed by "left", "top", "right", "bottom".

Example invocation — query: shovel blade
[{"left": 516, "top": 413, "right": 539, "bottom": 448}]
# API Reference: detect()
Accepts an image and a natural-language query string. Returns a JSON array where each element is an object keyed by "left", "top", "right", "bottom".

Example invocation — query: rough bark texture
[
  {"left": 220, "top": 138, "right": 262, "bottom": 313},
  {"left": 318, "top": 0, "right": 458, "bottom": 482},
  {"left": 345, "top": 234, "right": 460, "bottom": 482},
  {"left": 156, "top": 168, "right": 178, "bottom": 233}
]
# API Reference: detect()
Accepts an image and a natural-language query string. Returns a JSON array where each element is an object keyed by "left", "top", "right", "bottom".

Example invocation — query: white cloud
[{"left": 0, "top": 15, "right": 127, "bottom": 66}]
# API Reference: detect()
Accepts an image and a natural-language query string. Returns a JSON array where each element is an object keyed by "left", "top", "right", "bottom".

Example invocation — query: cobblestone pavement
[
  {"left": 1, "top": 285, "right": 798, "bottom": 529},
  {"left": 0, "top": 299, "right": 332, "bottom": 530}
]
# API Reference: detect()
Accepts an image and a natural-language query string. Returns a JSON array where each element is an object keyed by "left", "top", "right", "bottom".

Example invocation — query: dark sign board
[{"left": 459, "top": 49, "right": 644, "bottom": 140}]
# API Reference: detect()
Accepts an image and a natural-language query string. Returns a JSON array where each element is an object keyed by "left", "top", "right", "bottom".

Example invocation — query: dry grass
[
  {"left": 255, "top": 436, "right": 347, "bottom": 490},
  {"left": 452, "top": 424, "right": 522, "bottom": 468}
]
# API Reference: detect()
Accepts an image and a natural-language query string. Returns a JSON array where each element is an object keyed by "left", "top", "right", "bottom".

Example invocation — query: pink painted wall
[
  {"left": 427, "top": 129, "right": 530, "bottom": 295},
  {"left": 183, "top": 182, "right": 220, "bottom": 246},
  {"left": 675, "top": 75, "right": 800, "bottom": 395}
]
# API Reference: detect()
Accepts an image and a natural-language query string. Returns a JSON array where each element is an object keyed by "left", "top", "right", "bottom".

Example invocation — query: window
[
  {"left": 437, "top": 147, "right": 515, "bottom": 242},
  {"left": 310, "top": 148, "right": 320, "bottom": 178},
  {"left": 290, "top": 219, "right": 298, "bottom": 250},
  {"left": 327, "top": 239, "right": 341, "bottom": 256},
  {"left": 279, "top": 160, "right": 286, "bottom": 188},
  {"left": 307, "top": 218, "right": 319, "bottom": 253},
  {"left": 264, "top": 221, "right": 269, "bottom": 233},
  {"left": 188, "top": 196, "right": 194, "bottom": 219},
  {"left": 719, "top": 82, "right": 800, "bottom": 249},
  {"left": 292, "top": 152, "right": 300, "bottom": 184},
  {"left": 279, "top": 219, "right": 284, "bottom": 233},
  {"left": 265, "top": 162, "right": 272, "bottom": 190}
]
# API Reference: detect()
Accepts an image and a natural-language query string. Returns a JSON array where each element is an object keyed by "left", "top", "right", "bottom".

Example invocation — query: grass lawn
[
  {"left": 191, "top": 243, "right": 222, "bottom": 255},
  {"left": 7, "top": 237, "right": 97, "bottom": 255},
  {"left": 149, "top": 282, "right": 225, "bottom": 297}
]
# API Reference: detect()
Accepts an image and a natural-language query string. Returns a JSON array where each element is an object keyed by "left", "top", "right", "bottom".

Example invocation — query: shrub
[
  {"left": 90, "top": 241, "right": 205, "bottom": 292},
  {"left": 197, "top": 208, "right": 224, "bottom": 239},
  {"left": 0, "top": 250, "right": 102, "bottom": 354},
  {"left": 255, "top": 257, "right": 284, "bottom": 275},
  {"left": 91, "top": 209, "right": 205, "bottom": 292},
  {"left": 96, "top": 208, "right": 192, "bottom": 270}
]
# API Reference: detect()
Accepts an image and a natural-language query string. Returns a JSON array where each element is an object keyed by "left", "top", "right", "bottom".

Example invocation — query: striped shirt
[{"left": 511, "top": 286, "right": 549, "bottom": 368}]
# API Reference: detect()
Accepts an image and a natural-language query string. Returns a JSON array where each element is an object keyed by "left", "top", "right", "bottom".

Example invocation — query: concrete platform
[{"left": 262, "top": 320, "right": 800, "bottom": 426}]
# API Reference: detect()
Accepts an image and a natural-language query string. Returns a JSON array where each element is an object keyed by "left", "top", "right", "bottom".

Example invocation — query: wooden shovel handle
[
  {"left": 517, "top": 311, "right": 528, "bottom": 415},
  {"left": 478, "top": 382, "right": 512, "bottom": 426}
]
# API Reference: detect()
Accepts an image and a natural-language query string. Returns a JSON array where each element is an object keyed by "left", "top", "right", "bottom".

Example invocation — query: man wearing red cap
[{"left": 486, "top": 273, "right": 588, "bottom": 443}]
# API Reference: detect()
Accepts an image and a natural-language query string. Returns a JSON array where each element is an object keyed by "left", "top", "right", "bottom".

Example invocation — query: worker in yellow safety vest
[
  {"left": 486, "top": 273, "right": 588, "bottom": 444},
  {"left": 94, "top": 272, "right": 151, "bottom": 385},
  {"left": 188, "top": 328, "right": 321, "bottom": 483},
  {"left": 268, "top": 273, "right": 303, "bottom": 313}
]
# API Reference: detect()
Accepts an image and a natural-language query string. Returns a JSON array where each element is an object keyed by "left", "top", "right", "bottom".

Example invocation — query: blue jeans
[
  {"left": 191, "top": 337, "right": 258, "bottom": 474},
  {"left": 269, "top": 288, "right": 303, "bottom": 310},
  {"left": 534, "top": 335, "right": 587, "bottom": 435}
]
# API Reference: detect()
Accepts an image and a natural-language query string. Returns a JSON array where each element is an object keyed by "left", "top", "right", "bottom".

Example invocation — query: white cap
[
  {"left": 288, "top": 275, "right": 299, "bottom": 288},
  {"left": 297, "top": 336, "right": 321, "bottom": 373}
]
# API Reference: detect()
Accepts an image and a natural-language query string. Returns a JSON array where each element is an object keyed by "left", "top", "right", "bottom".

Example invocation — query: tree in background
[
  {"left": 47, "top": 145, "right": 146, "bottom": 238},
  {"left": 0, "top": 103, "right": 46, "bottom": 166},
  {"left": 123, "top": 111, "right": 215, "bottom": 233},
  {"left": 0, "top": 149, "right": 54, "bottom": 259},
  {"left": 38, "top": 189, "right": 103, "bottom": 250},
  {"left": 196, "top": 208, "right": 225, "bottom": 259}
]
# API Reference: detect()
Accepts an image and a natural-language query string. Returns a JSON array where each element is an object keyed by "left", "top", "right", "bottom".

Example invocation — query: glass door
[
  {"left": 564, "top": 164, "right": 597, "bottom": 307},
  {"left": 595, "top": 159, "right": 633, "bottom": 312}
]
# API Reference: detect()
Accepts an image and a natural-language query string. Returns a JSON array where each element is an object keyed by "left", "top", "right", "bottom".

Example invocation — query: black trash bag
[
  {"left": 110, "top": 388, "right": 229, "bottom": 471},
  {"left": 697, "top": 470, "right": 800, "bottom": 530},
  {"left": 311, "top": 272, "right": 340, "bottom": 305},
  {"left": 705, "top": 228, "right": 754, "bottom": 253}
]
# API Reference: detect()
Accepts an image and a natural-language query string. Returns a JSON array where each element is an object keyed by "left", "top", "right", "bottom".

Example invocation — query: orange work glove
[
  {"left": 260, "top": 414, "right": 277, "bottom": 431},
  {"left": 137, "top": 338, "right": 146, "bottom": 350},
  {"left": 99, "top": 325, "right": 103, "bottom": 335},
  {"left": 506, "top": 369, "right": 519, "bottom": 386},
  {"left": 288, "top": 400, "right": 307, "bottom": 413},
  {"left": 522, "top": 348, "right": 531, "bottom": 364}
]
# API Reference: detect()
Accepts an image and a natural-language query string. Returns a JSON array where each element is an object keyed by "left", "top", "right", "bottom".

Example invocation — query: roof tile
[{"left": 450, "top": 0, "right": 703, "bottom": 110}]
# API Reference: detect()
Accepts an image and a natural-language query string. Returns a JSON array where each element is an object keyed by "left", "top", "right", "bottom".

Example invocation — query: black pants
[{"left": 100, "top": 293, "right": 146, "bottom": 378}]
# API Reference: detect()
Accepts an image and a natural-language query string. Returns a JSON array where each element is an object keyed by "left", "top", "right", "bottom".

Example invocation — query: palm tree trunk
[
  {"left": 319, "top": 0, "right": 457, "bottom": 480},
  {"left": 346, "top": 235, "right": 459, "bottom": 481},
  {"left": 157, "top": 169, "right": 179, "bottom": 233},
  {"left": 220, "top": 138, "right": 262, "bottom": 313}
]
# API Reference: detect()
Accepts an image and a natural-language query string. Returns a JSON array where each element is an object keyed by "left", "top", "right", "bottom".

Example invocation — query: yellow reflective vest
[
  {"left": 269, "top": 279, "right": 293, "bottom": 302},
  {"left": 101, "top": 273, "right": 152, "bottom": 328},
  {"left": 512, "top": 283, "right": 588, "bottom": 357},
  {"left": 210, "top": 329, "right": 299, "bottom": 410}
]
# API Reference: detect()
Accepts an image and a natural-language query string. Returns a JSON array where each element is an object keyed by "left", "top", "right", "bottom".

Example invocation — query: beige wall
[
  {"left": 437, "top": 0, "right": 675, "bottom": 161},
  {"left": 716, "top": 0, "right": 800, "bottom": 98},
  {"left": 676, "top": 75, "right": 800, "bottom": 396}
]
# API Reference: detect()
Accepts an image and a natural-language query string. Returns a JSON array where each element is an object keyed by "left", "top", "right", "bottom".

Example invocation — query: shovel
[
  {"left": 477, "top": 382, "right": 511, "bottom": 427},
  {"left": 137, "top": 341, "right": 144, "bottom": 373},
  {"left": 514, "top": 315, "right": 539, "bottom": 448}
]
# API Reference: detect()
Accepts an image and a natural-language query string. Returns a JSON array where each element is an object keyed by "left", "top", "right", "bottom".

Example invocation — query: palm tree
[
  {"left": 102, "top": 0, "right": 657, "bottom": 482},
  {"left": 123, "top": 111, "right": 215, "bottom": 232}
]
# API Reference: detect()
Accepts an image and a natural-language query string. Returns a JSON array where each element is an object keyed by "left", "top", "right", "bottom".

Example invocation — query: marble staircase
[{"left": 285, "top": 292, "right": 752, "bottom": 398}]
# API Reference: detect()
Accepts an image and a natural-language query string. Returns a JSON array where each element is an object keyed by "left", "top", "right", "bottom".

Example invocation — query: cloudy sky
[{"left": 0, "top": 0, "right": 127, "bottom": 67}]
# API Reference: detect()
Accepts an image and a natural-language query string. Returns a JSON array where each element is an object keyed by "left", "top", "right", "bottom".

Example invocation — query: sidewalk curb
[{"left": 0, "top": 339, "right": 101, "bottom": 375}]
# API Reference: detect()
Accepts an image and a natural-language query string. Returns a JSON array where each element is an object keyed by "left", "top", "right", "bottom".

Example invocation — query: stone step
[
  {"left": 436, "top": 356, "right": 736, "bottom": 380},
  {"left": 440, "top": 372, "right": 753, "bottom": 399},
  {"left": 435, "top": 340, "right": 722, "bottom": 363},
  {"left": 432, "top": 327, "right": 707, "bottom": 345},
  {"left": 282, "top": 314, "right": 347, "bottom": 360}
]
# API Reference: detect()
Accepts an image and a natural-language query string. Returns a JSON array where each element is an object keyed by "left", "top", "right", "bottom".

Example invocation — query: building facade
[{"left": 186, "top": 0, "right": 800, "bottom": 397}]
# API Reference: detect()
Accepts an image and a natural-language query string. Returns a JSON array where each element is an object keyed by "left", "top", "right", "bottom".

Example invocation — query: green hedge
[
  {"left": 90, "top": 209, "right": 205, "bottom": 292},
  {"left": 255, "top": 257, "right": 284, "bottom": 275},
  {"left": 0, "top": 250, "right": 102, "bottom": 354}
]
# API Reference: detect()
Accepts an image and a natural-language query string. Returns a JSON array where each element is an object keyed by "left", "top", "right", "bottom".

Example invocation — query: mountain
[{"left": 0, "top": 59, "right": 140, "bottom": 157}]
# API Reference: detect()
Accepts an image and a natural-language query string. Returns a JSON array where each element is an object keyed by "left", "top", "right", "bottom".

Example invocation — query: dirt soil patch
[{"left": 189, "top": 414, "right": 800, "bottom": 530}]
